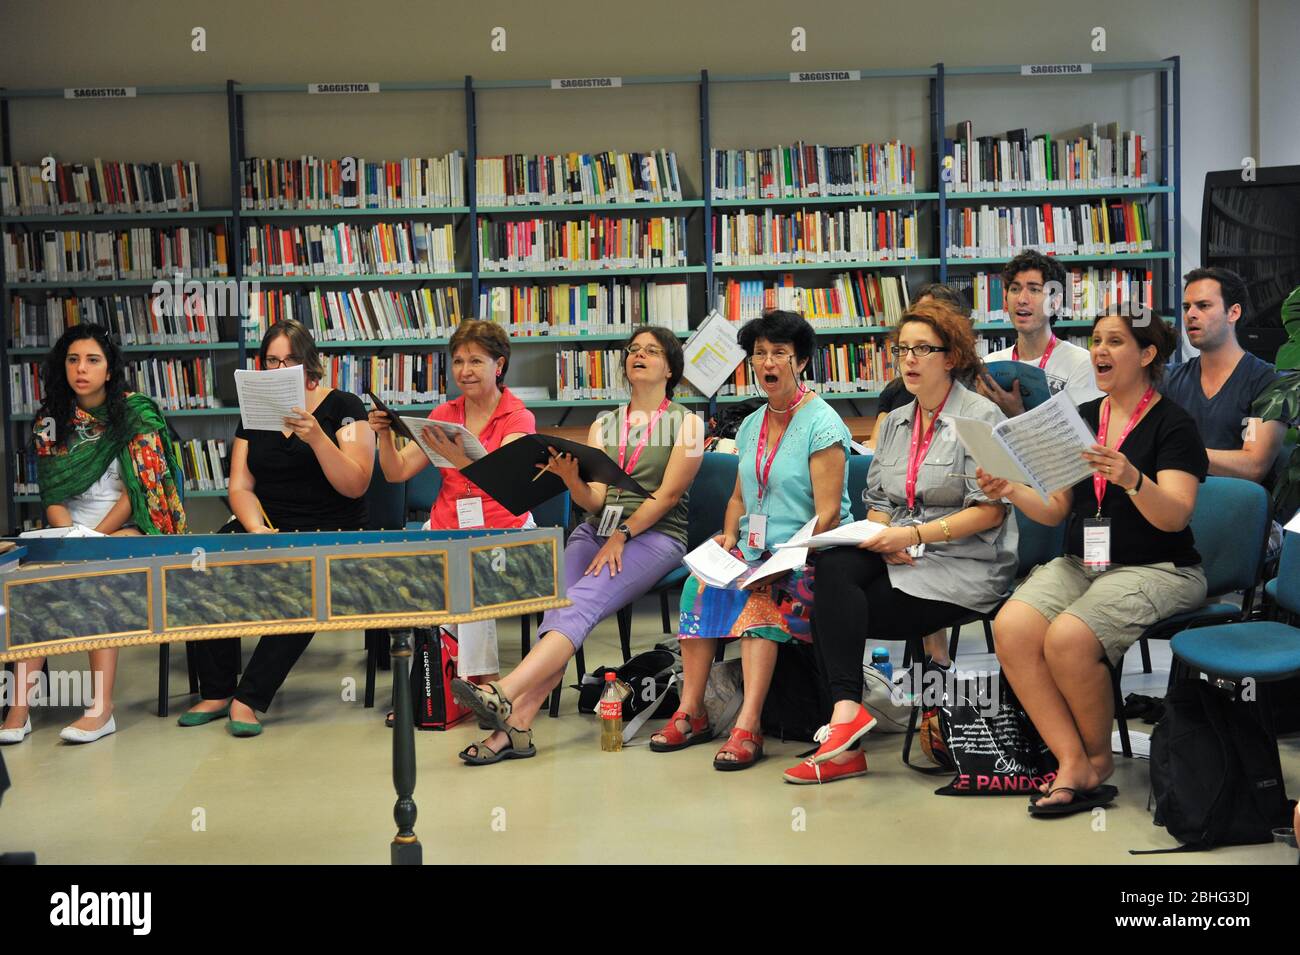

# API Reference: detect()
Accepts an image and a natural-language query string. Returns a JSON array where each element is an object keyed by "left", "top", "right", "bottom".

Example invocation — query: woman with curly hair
[{"left": 0, "top": 324, "right": 188, "bottom": 747}]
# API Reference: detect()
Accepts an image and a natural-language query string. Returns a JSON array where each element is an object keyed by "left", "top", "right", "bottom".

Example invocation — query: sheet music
[
  {"left": 18, "top": 524, "right": 106, "bottom": 538},
  {"left": 235, "top": 365, "right": 307, "bottom": 431},
  {"left": 776, "top": 518, "right": 889, "bottom": 550},
  {"left": 683, "top": 539, "right": 749, "bottom": 589},
  {"left": 399, "top": 418, "right": 488, "bottom": 468},
  {"left": 741, "top": 517, "right": 817, "bottom": 589},
  {"left": 991, "top": 391, "right": 1097, "bottom": 499}
]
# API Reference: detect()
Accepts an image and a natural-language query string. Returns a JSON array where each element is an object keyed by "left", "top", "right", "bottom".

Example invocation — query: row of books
[
  {"left": 311, "top": 353, "right": 449, "bottom": 405},
  {"left": 177, "top": 438, "right": 230, "bottom": 492},
  {"left": 8, "top": 355, "right": 218, "bottom": 414},
  {"left": 239, "top": 154, "right": 467, "bottom": 210},
  {"left": 241, "top": 222, "right": 457, "bottom": 276},
  {"left": 946, "top": 122, "right": 1148, "bottom": 192},
  {"left": 718, "top": 341, "right": 900, "bottom": 396},
  {"left": 1, "top": 160, "right": 202, "bottom": 216},
  {"left": 477, "top": 216, "right": 689, "bottom": 272},
  {"left": 9, "top": 292, "right": 223, "bottom": 348},
  {"left": 711, "top": 207, "right": 919, "bottom": 266},
  {"left": 1206, "top": 217, "right": 1298, "bottom": 257},
  {"left": 712, "top": 272, "right": 912, "bottom": 327},
  {"left": 478, "top": 280, "right": 689, "bottom": 335},
  {"left": 246, "top": 286, "right": 465, "bottom": 343},
  {"left": 474, "top": 150, "right": 683, "bottom": 207},
  {"left": 3, "top": 226, "right": 230, "bottom": 282},
  {"left": 945, "top": 200, "right": 1153, "bottom": 259},
  {"left": 710, "top": 142, "right": 917, "bottom": 200},
  {"left": 977, "top": 334, "right": 1090, "bottom": 357},
  {"left": 962, "top": 267, "right": 1155, "bottom": 324}
]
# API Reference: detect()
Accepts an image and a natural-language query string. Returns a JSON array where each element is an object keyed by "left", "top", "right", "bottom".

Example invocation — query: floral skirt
[{"left": 678, "top": 551, "right": 816, "bottom": 644}]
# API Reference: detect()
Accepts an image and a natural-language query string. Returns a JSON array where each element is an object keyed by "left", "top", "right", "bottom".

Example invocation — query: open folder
[{"left": 460, "top": 434, "right": 651, "bottom": 516}]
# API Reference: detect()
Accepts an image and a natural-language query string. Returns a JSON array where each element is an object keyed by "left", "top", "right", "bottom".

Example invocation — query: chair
[
  {"left": 1112, "top": 476, "right": 1271, "bottom": 756},
  {"left": 847, "top": 453, "right": 872, "bottom": 521},
  {"left": 403, "top": 465, "right": 442, "bottom": 530},
  {"left": 518, "top": 490, "right": 572, "bottom": 656},
  {"left": 612, "top": 452, "right": 739, "bottom": 662},
  {"left": 362, "top": 457, "right": 409, "bottom": 708}
]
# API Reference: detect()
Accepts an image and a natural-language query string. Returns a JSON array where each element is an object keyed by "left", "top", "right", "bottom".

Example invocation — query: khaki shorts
[{"left": 1008, "top": 555, "right": 1208, "bottom": 667}]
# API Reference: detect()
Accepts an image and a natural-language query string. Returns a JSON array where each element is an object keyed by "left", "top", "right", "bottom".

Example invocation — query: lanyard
[
  {"left": 1012, "top": 334, "right": 1057, "bottom": 370},
  {"left": 618, "top": 398, "right": 670, "bottom": 475},
  {"left": 905, "top": 384, "right": 953, "bottom": 511},
  {"left": 754, "top": 389, "right": 808, "bottom": 503},
  {"left": 1092, "top": 387, "right": 1155, "bottom": 515}
]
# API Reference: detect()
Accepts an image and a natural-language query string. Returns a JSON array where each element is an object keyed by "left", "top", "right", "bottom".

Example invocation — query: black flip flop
[{"left": 1028, "top": 784, "right": 1118, "bottom": 817}]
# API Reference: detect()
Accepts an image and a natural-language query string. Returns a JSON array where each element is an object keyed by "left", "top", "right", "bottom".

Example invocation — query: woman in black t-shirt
[
  {"left": 976, "top": 313, "right": 1208, "bottom": 816},
  {"left": 181, "top": 321, "right": 375, "bottom": 737}
]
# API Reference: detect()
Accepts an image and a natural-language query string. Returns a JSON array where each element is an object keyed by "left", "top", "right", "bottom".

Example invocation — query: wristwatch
[
  {"left": 616, "top": 522, "right": 633, "bottom": 540},
  {"left": 1125, "top": 472, "right": 1144, "bottom": 496}
]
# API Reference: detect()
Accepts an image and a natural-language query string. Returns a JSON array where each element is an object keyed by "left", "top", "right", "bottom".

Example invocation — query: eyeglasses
[
  {"left": 625, "top": 345, "right": 665, "bottom": 358},
  {"left": 750, "top": 352, "right": 796, "bottom": 366},
  {"left": 890, "top": 344, "right": 949, "bottom": 359},
  {"left": 264, "top": 355, "right": 301, "bottom": 369}
]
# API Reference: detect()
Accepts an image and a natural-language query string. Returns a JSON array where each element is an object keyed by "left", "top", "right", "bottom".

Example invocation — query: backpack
[
  {"left": 1139, "top": 678, "right": 1296, "bottom": 852},
  {"left": 760, "top": 641, "right": 832, "bottom": 742},
  {"left": 577, "top": 648, "right": 681, "bottom": 741}
]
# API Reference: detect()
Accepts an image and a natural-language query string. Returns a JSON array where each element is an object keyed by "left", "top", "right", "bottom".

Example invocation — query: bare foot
[
  {"left": 1035, "top": 761, "right": 1103, "bottom": 809},
  {"left": 186, "top": 697, "right": 232, "bottom": 715},
  {"left": 714, "top": 721, "right": 760, "bottom": 763},
  {"left": 650, "top": 712, "right": 703, "bottom": 746},
  {"left": 464, "top": 729, "right": 509, "bottom": 758}
]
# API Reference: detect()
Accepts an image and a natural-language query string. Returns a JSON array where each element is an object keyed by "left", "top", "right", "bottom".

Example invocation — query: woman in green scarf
[{"left": 0, "top": 324, "right": 187, "bottom": 748}]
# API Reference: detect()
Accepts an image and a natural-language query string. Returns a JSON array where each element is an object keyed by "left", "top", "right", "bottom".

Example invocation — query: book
[
  {"left": 712, "top": 271, "right": 911, "bottom": 327},
  {"left": 3, "top": 226, "right": 229, "bottom": 282},
  {"left": 711, "top": 206, "right": 918, "bottom": 266},
  {"left": 1, "top": 160, "right": 201, "bottom": 216},
  {"left": 946, "top": 391, "right": 1097, "bottom": 502},
  {"left": 477, "top": 215, "right": 688, "bottom": 272},
  {"left": 477, "top": 279, "right": 688, "bottom": 336},
  {"left": 240, "top": 154, "right": 465, "bottom": 210},
  {"left": 981, "top": 361, "right": 1052, "bottom": 410},
  {"left": 710, "top": 142, "right": 916, "bottom": 200},
  {"left": 475, "top": 150, "right": 682, "bottom": 206}
]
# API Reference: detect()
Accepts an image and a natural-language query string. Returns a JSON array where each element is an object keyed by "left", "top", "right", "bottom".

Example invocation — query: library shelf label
[
  {"left": 1019, "top": 63, "right": 1092, "bottom": 76},
  {"left": 64, "top": 87, "right": 136, "bottom": 99},
  {"left": 307, "top": 83, "right": 379, "bottom": 94},
  {"left": 789, "top": 71, "right": 861, "bottom": 83},
  {"left": 551, "top": 76, "right": 622, "bottom": 90}
]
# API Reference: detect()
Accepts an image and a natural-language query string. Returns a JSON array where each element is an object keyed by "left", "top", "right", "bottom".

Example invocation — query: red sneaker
[
  {"left": 809, "top": 705, "right": 877, "bottom": 764},
  {"left": 783, "top": 751, "right": 868, "bottom": 785}
]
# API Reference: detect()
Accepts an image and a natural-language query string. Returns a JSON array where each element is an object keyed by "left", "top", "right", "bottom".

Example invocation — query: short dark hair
[
  {"left": 1090, "top": 312, "right": 1177, "bottom": 385},
  {"left": 914, "top": 282, "right": 971, "bottom": 317},
  {"left": 624, "top": 325, "right": 684, "bottom": 396},
  {"left": 260, "top": 319, "right": 324, "bottom": 383},
  {"left": 1184, "top": 267, "right": 1251, "bottom": 321},
  {"left": 737, "top": 309, "right": 816, "bottom": 365},
  {"left": 1002, "top": 249, "right": 1067, "bottom": 323},
  {"left": 450, "top": 319, "right": 512, "bottom": 383}
]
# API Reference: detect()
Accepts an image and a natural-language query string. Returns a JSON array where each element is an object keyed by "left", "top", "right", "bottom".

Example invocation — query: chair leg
[
  {"left": 714, "top": 641, "right": 726, "bottom": 663},
  {"left": 1139, "top": 635, "right": 1152, "bottom": 674},
  {"left": 902, "top": 641, "right": 913, "bottom": 669},
  {"left": 660, "top": 590, "right": 673, "bottom": 635},
  {"left": 364, "top": 633, "right": 378, "bottom": 709},
  {"left": 947, "top": 625, "right": 960, "bottom": 663},
  {"left": 902, "top": 692, "right": 921, "bottom": 765},
  {"left": 157, "top": 644, "right": 170, "bottom": 718},
  {"left": 520, "top": 615, "right": 530, "bottom": 659},
  {"left": 185, "top": 641, "right": 199, "bottom": 694},
  {"left": 1111, "top": 662, "right": 1132, "bottom": 759},
  {"left": 983, "top": 618, "right": 994, "bottom": 653},
  {"left": 617, "top": 607, "right": 632, "bottom": 663}
]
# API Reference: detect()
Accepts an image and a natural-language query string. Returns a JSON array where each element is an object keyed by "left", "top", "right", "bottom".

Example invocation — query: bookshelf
[{"left": 1, "top": 59, "right": 1182, "bottom": 532}]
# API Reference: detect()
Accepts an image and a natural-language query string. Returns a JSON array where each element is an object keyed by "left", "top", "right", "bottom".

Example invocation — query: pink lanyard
[
  {"left": 754, "top": 390, "right": 807, "bottom": 503},
  {"left": 1012, "top": 334, "right": 1057, "bottom": 370},
  {"left": 618, "top": 399, "right": 670, "bottom": 475},
  {"left": 905, "top": 384, "right": 953, "bottom": 510},
  {"left": 1092, "top": 387, "right": 1155, "bottom": 514}
]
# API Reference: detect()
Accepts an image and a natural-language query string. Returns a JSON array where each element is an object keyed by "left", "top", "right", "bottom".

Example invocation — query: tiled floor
[{"left": 1, "top": 609, "right": 1295, "bottom": 864}]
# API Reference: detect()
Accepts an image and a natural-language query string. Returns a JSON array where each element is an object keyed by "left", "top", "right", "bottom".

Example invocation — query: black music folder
[{"left": 461, "top": 434, "right": 651, "bottom": 516}]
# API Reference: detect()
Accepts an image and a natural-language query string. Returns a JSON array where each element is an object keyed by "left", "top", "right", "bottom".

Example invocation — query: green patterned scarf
[{"left": 36, "top": 392, "right": 188, "bottom": 535}]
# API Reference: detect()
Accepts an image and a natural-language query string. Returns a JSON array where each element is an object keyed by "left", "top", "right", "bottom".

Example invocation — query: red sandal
[
  {"left": 649, "top": 710, "right": 713, "bottom": 753},
  {"left": 713, "top": 727, "right": 764, "bottom": 771}
]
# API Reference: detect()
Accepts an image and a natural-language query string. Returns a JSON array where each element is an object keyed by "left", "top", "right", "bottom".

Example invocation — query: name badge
[
  {"left": 745, "top": 514, "right": 768, "bottom": 551},
  {"left": 456, "top": 496, "right": 485, "bottom": 529},
  {"left": 1083, "top": 518, "right": 1111, "bottom": 570},
  {"left": 597, "top": 504, "right": 624, "bottom": 538},
  {"left": 892, "top": 509, "right": 925, "bottom": 559}
]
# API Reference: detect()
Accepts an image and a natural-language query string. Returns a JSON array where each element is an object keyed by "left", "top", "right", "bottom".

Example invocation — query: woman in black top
[
  {"left": 977, "top": 313, "right": 1208, "bottom": 815},
  {"left": 181, "top": 320, "right": 375, "bottom": 737}
]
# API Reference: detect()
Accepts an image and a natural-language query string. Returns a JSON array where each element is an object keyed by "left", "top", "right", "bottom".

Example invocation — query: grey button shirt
[{"left": 863, "top": 379, "right": 1019, "bottom": 613}]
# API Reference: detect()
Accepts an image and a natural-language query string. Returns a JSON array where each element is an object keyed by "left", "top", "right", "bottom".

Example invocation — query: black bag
[
  {"left": 1143, "top": 678, "right": 1295, "bottom": 851},
  {"left": 760, "top": 641, "right": 832, "bottom": 742},
  {"left": 932, "top": 676, "right": 1058, "bottom": 795},
  {"left": 577, "top": 648, "right": 680, "bottom": 731}
]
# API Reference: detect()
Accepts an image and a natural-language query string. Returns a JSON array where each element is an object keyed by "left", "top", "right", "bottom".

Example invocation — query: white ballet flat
[
  {"left": 59, "top": 715, "right": 116, "bottom": 744},
  {"left": 0, "top": 717, "right": 32, "bottom": 745}
]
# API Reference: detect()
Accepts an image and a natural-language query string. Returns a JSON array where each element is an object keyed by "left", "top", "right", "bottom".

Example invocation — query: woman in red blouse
[{"left": 369, "top": 320, "right": 536, "bottom": 702}]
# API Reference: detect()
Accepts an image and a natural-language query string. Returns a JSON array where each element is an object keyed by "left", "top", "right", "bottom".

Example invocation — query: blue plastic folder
[{"left": 981, "top": 361, "right": 1052, "bottom": 411}]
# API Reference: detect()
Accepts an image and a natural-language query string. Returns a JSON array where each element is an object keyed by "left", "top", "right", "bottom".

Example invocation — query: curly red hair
[{"left": 893, "top": 299, "right": 980, "bottom": 378}]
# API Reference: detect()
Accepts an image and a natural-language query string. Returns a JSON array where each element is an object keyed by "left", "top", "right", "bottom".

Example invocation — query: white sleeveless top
[{"left": 65, "top": 458, "right": 132, "bottom": 530}]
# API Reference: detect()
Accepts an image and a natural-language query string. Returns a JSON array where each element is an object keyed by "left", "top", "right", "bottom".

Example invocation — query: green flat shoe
[
  {"left": 177, "top": 704, "right": 231, "bottom": 727},
  {"left": 226, "top": 718, "right": 263, "bottom": 738}
]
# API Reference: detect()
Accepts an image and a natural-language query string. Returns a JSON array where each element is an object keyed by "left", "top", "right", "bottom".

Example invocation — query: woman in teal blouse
[{"left": 650, "top": 310, "right": 851, "bottom": 771}]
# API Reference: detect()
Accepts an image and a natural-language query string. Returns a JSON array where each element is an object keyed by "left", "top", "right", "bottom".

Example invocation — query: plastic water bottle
[
  {"left": 599, "top": 672, "right": 623, "bottom": 752},
  {"left": 870, "top": 647, "right": 893, "bottom": 681}
]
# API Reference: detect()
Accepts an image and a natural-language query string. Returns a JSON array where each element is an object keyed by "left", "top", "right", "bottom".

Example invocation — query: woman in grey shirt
[{"left": 784, "top": 299, "right": 1018, "bottom": 784}]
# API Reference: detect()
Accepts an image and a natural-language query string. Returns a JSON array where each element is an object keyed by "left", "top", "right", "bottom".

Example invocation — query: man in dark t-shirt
[{"left": 1162, "top": 267, "right": 1283, "bottom": 485}]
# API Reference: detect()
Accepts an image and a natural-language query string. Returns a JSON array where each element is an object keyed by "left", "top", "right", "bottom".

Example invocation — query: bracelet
[
  {"left": 939, "top": 517, "right": 953, "bottom": 542},
  {"left": 913, "top": 525, "right": 924, "bottom": 546}
]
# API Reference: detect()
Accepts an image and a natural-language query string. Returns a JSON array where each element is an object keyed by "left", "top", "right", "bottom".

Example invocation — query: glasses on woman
[
  {"left": 889, "top": 344, "right": 949, "bottom": 359},
  {"left": 750, "top": 351, "right": 796, "bottom": 367},
  {"left": 264, "top": 355, "right": 302, "bottom": 369},
  {"left": 625, "top": 344, "right": 665, "bottom": 358}
]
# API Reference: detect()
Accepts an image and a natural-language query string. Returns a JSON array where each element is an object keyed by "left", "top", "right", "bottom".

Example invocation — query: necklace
[{"left": 768, "top": 384, "right": 808, "bottom": 414}]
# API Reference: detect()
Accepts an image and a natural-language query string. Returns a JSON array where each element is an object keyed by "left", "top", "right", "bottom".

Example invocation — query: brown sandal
[
  {"left": 713, "top": 727, "right": 764, "bottom": 771},
  {"left": 458, "top": 726, "right": 536, "bottom": 765}
]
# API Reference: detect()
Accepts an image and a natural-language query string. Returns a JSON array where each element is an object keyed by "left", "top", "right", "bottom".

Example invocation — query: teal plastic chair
[
  {"left": 614, "top": 452, "right": 739, "bottom": 660},
  {"left": 404, "top": 466, "right": 442, "bottom": 529},
  {"left": 847, "top": 453, "right": 873, "bottom": 521}
]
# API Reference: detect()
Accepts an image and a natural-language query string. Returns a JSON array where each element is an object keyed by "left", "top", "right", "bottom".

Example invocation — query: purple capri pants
[{"left": 538, "top": 522, "right": 687, "bottom": 650}]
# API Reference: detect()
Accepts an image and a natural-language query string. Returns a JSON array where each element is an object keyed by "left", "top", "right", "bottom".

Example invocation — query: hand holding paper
[{"left": 235, "top": 365, "right": 307, "bottom": 432}]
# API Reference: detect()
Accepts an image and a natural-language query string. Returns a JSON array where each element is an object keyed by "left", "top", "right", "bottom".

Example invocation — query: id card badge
[
  {"left": 1083, "top": 518, "right": 1111, "bottom": 570},
  {"left": 745, "top": 514, "right": 768, "bottom": 551},
  {"left": 597, "top": 504, "right": 624, "bottom": 538},
  {"left": 456, "top": 496, "right": 486, "bottom": 529}
]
